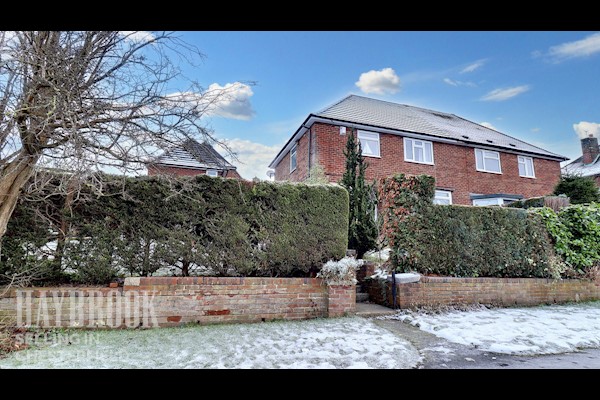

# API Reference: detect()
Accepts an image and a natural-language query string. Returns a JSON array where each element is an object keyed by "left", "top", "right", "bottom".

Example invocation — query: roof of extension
[
  {"left": 152, "top": 139, "right": 236, "bottom": 170},
  {"left": 316, "top": 95, "right": 566, "bottom": 159},
  {"left": 269, "top": 95, "right": 567, "bottom": 168},
  {"left": 562, "top": 155, "right": 600, "bottom": 177}
]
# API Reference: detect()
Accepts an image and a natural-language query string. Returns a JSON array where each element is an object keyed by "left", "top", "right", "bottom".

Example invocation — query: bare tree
[{"left": 0, "top": 31, "right": 237, "bottom": 251}]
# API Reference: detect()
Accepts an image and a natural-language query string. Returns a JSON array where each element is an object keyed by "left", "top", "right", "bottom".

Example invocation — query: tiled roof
[
  {"left": 152, "top": 139, "right": 235, "bottom": 170},
  {"left": 314, "top": 95, "right": 566, "bottom": 160},
  {"left": 562, "top": 155, "right": 600, "bottom": 177}
]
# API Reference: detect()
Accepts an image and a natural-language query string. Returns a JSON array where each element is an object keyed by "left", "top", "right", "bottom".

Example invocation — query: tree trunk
[
  {"left": 181, "top": 259, "right": 190, "bottom": 277},
  {"left": 0, "top": 155, "right": 37, "bottom": 255}
]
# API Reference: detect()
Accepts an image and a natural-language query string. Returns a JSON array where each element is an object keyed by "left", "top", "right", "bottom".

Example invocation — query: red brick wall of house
[
  {"left": 275, "top": 123, "right": 562, "bottom": 205},
  {"left": 224, "top": 169, "right": 243, "bottom": 179},
  {"left": 148, "top": 165, "right": 242, "bottom": 179},
  {"left": 274, "top": 131, "right": 311, "bottom": 181}
]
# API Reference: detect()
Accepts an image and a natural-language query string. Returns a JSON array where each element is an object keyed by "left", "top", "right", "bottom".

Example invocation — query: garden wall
[
  {"left": 0, "top": 277, "right": 355, "bottom": 328},
  {"left": 365, "top": 276, "right": 600, "bottom": 309}
]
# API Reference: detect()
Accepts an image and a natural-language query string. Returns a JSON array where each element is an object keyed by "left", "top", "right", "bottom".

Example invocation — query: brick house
[
  {"left": 562, "top": 134, "right": 600, "bottom": 186},
  {"left": 269, "top": 95, "right": 568, "bottom": 205},
  {"left": 148, "top": 139, "right": 241, "bottom": 179}
]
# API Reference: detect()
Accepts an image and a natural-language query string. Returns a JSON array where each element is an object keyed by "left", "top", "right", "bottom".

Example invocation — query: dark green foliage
[
  {"left": 379, "top": 174, "right": 561, "bottom": 278},
  {"left": 1, "top": 175, "right": 349, "bottom": 284},
  {"left": 378, "top": 174, "right": 435, "bottom": 269},
  {"left": 506, "top": 196, "right": 570, "bottom": 212},
  {"left": 553, "top": 175, "right": 600, "bottom": 204},
  {"left": 533, "top": 204, "right": 600, "bottom": 274},
  {"left": 405, "top": 206, "right": 559, "bottom": 278},
  {"left": 340, "top": 132, "right": 377, "bottom": 258}
]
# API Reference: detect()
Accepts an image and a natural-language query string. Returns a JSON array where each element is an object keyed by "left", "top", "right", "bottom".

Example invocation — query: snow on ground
[
  {"left": 386, "top": 302, "right": 600, "bottom": 355},
  {"left": 0, "top": 317, "right": 421, "bottom": 369}
]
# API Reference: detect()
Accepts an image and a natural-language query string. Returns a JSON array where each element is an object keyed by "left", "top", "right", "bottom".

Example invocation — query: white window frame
[
  {"left": 518, "top": 156, "right": 535, "bottom": 178},
  {"left": 290, "top": 143, "right": 297, "bottom": 172},
  {"left": 357, "top": 130, "right": 380, "bottom": 158},
  {"left": 433, "top": 190, "right": 452, "bottom": 205},
  {"left": 404, "top": 137, "right": 434, "bottom": 165},
  {"left": 475, "top": 148, "right": 502, "bottom": 174},
  {"left": 207, "top": 169, "right": 218, "bottom": 177}
]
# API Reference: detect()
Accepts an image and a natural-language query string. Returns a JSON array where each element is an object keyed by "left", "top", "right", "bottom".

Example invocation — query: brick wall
[
  {"left": 274, "top": 131, "right": 311, "bottom": 181},
  {"left": 0, "top": 277, "right": 356, "bottom": 328},
  {"left": 148, "top": 165, "right": 242, "bottom": 179},
  {"left": 365, "top": 276, "right": 600, "bottom": 309},
  {"left": 275, "top": 123, "right": 562, "bottom": 205}
]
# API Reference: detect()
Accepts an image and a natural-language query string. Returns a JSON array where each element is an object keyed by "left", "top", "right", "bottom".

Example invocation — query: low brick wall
[
  {"left": 365, "top": 276, "right": 600, "bottom": 309},
  {"left": 0, "top": 277, "right": 356, "bottom": 328}
]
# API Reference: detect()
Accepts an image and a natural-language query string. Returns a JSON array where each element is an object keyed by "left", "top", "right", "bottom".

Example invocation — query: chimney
[{"left": 581, "top": 134, "right": 599, "bottom": 164}]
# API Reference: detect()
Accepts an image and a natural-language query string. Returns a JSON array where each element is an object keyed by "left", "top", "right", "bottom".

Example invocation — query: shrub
[
  {"left": 533, "top": 204, "right": 600, "bottom": 274},
  {"left": 340, "top": 131, "right": 378, "bottom": 258},
  {"left": 379, "top": 174, "right": 561, "bottom": 278},
  {"left": 317, "top": 257, "right": 362, "bottom": 286},
  {"left": 553, "top": 175, "right": 599, "bottom": 204},
  {"left": 507, "top": 195, "right": 570, "bottom": 212},
  {"left": 2, "top": 175, "right": 349, "bottom": 284}
]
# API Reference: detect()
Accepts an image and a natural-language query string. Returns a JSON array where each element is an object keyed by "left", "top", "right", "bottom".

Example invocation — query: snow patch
[
  {"left": 387, "top": 302, "right": 600, "bottom": 355},
  {"left": 0, "top": 317, "right": 421, "bottom": 369}
]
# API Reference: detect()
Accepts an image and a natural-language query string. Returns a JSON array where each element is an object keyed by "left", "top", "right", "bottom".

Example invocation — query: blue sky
[{"left": 175, "top": 31, "right": 600, "bottom": 179}]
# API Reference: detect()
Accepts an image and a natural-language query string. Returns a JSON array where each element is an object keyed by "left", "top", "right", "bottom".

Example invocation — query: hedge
[
  {"left": 1, "top": 175, "right": 349, "bottom": 283},
  {"left": 379, "top": 174, "right": 562, "bottom": 278},
  {"left": 533, "top": 204, "right": 600, "bottom": 274}
]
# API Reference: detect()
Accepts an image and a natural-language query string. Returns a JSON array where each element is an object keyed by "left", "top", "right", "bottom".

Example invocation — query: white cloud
[
  {"left": 443, "top": 78, "right": 458, "bottom": 87},
  {"left": 443, "top": 78, "right": 476, "bottom": 87},
  {"left": 531, "top": 127, "right": 540, "bottom": 133},
  {"left": 480, "top": 85, "right": 530, "bottom": 101},
  {"left": 548, "top": 32, "right": 600, "bottom": 61},
  {"left": 205, "top": 82, "right": 255, "bottom": 120},
  {"left": 165, "top": 82, "right": 255, "bottom": 120},
  {"left": 355, "top": 67, "right": 401, "bottom": 95},
  {"left": 573, "top": 121, "right": 600, "bottom": 139},
  {"left": 460, "top": 59, "right": 487, "bottom": 74},
  {"left": 119, "top": 31, "right": 156, "bottom": 43},
  {"left": 216, "top": 139, "right": 281, "bottom": 180},
  {"left": 480, "top": 122, "right": 497, "bottom": 131}
]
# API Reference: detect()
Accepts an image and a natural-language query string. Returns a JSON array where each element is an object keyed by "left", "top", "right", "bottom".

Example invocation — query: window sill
[
  {"left": 519, "top": 175, "right": 536, "bottom": 179},
  {"left": 362, "top": 154, "right": 381, "bottom": 159},
  {"left": 290, "top": 168, "right": 297, "bottom": 174},
  {"left": 405, "top": 159, "right": 434, "bottom": 166},
  {"left": 476, "top": 169, "right": 502, "bottom": 175}
]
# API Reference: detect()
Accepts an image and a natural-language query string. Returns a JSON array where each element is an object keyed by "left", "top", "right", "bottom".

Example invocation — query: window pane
[
  {"left": 484, "top": 150, "right": 499, "bottom": 160},
  {"left": 405, "top": 138, "right": 413, "bottom": 160},
  {"left": 361, "top": 139, "right": 374, "bottom": 155},
  {"left": 475, "top": 149, "right": 484, "bottom": 169},
  {"left": 434, "top": 190, "right": 452, "bottom": 205},
  {"left": 358, "top": 131, "right": 378, "bottom": 140},
  {"left": 526, "top": 158, "right": 534, "bottom": 176},
  {"left": 485, "top": 158, "right": 500, "bottom": 172},
  {"left": 424, "top": 142, "right": 433, "bottom": 163},
  {"left": 518, "top": 162, "right": 526, "bottom": 176},
  {"left": 414, "top": 146, "right": 424, "bottom": 162}
]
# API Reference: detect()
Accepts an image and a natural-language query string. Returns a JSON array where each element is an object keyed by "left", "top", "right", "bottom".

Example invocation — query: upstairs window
[
  {"left": 404, "top": 138, "right": 434, "bottom": 164},
  {"left": 290, "top": 143, "right": 297, "bottom": 172},
  {"left": 475, "top": 149, "right": 502, "bottom": 174},
  {"left": 207, "top": 169, "right": 218, "bottom": 177},
  {"left": 357, "top": 130, "right": 380, "bottom": 157},
  {"left": 518, "top": 156, "right": 535, "bottom": 178}
]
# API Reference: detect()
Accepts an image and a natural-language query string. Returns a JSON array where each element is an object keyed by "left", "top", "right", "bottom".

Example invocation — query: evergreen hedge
[
  {"left": 1, "top": 175, "right": 349, "bottom": 283},
  {"left": 380, "top": 174, "right": 561, "bottom": 278}
]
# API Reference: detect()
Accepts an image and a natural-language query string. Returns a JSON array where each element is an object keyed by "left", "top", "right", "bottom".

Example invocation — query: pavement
[{"left": 357, "top": 303, "right": 600, "bottom": 369}]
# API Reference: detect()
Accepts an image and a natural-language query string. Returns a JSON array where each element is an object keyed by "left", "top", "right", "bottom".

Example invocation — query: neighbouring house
[
  {"left": 268, "top": 95, "right": 568, "bottom": 206},
  {"left": 562, "top": 134, "right": 600, "bottom": 186},
  {"left": 148, "top": 138, "right": 241, "bottom": 179}
]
